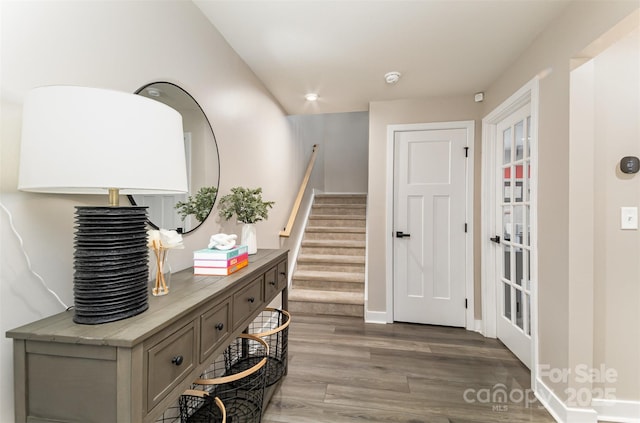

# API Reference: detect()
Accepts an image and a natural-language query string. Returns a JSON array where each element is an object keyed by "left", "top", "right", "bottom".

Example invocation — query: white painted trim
[
  {"left": 386, "top": 120, "right": 475, "bottom": 329},
  {"left": 474, "top": 319, "right": 483, "bottom": 333},
  {"left": 364, "top": 309, "right": 388, "bottom": 324},
  {"left": 480, "top": 78, "right": 540, "bottom": 379},
  {"left": 592, "top": 398, "right": 640, "bottom": 423},
  {"left": 535, "top": 377, "right": 598, "bottom": 423}
]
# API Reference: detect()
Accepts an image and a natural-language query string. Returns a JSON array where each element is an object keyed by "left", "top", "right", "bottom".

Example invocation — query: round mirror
[{"left": 128, "top": 82, "right": 220, "bottom": 234}]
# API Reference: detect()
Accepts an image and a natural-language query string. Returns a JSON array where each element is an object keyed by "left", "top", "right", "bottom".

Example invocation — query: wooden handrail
[{"left": 279, "top": 144, "right": 319, "bottom": 237}]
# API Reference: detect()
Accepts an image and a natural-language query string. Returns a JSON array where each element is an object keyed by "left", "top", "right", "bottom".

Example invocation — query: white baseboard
[
  {"left": 364, "top": 309, "right": 388, "bottom": 324},
  {"left": 474, "top": 319, "right": 483, "bottom": 333},
  {"left": 535, "top": 377, "right": 598, "bottom": 423},
  {"left": 592, "top": 398, "right": 640, "bottom": 422}
]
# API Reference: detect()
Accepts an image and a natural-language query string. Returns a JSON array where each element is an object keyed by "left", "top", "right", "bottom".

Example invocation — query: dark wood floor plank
[{"left": 263, "top": 314, "right": 556, "bottom": 423}]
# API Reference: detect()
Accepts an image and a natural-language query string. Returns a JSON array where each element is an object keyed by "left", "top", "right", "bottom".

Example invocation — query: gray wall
[{"left": 288, "top": 112, "right": 369, "bottom": 193}]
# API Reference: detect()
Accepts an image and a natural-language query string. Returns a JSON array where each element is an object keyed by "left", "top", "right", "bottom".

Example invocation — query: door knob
[
  {"left": 490, "top": 235, "right": 501, "bottom": 244},
  {"left": 396, "top": 231, "right": 411, "bottom": 238}
]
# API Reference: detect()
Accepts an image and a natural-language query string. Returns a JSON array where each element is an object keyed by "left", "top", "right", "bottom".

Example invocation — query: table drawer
[
  {"left": 146, "top": 321, "right": 196, "bottom": 411},
  {"left": 232, "top": 275, "right": 264, "bottom": 330},
  {"left": 199, "top": 300, "right": 230, "bottom": 363},
  {"left": 277, "top": 260, "right": 288, "bottom": 291},
  {"left": 264, "top": 265, "right": 279, "bottom": 300}
]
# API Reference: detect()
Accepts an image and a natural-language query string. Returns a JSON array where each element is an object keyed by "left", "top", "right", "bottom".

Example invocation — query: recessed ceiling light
[
  {"left": 305, "top": 93, "right": 319, "bottom": 101},
  {"left": 384, "top": 72, "right": 401, "bottom": 84}
]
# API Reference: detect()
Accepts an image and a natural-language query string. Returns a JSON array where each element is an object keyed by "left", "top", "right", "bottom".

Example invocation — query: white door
[
  {"left": 393, "top": 127, "right": 469, "bottom": 326},
  {"left": 493, "top": 105, "right": 533, "bottom": 368}
]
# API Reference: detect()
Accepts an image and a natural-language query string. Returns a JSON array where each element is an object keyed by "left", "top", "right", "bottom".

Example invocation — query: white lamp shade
[{"left": 18, "top": 85, "right": 188, "bottom": 195}]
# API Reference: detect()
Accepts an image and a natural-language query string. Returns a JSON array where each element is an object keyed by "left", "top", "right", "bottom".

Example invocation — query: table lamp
[{"left": 18, "top": 85, "right": 188, "bottom": 324}]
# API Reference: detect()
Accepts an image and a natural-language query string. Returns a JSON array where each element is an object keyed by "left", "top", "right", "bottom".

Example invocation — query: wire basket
[
  {"left": 246, "top": 308, "right": 290, "bottom": 387},
  {"left": 179, "top": 391, "right": 226, "bottom": 423},
  {"left": 188, "top": 334, "right": 268, "bottom": 423}
]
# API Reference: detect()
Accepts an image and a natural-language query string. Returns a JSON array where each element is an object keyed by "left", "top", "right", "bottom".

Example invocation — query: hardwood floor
[{"left": 263, "top": 314, "right": 555, "bottom": 423}]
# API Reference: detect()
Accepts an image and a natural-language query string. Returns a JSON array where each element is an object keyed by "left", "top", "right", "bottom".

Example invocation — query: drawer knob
[
  {"left": 279, "top": 272, "right": 286, "bottom": 276},
  {"left": 269, "top": 280, "right": 276, "bottom": 286},
  {"left": 248, "top": 297, "right": 255, "bottom": 303},
  {"left": 171, "top": 355, "right": 184, "bottom": 366},
  {"left": 215, "top": 323, "right": 224, "bottom": 331}
]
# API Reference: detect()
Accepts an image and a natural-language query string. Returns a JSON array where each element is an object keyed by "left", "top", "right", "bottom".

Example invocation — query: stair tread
[
  {"left": 302, "top": 239, "right": 365, "bottom": 247},
  {"left": 288, "top": 288, "right": 364, "bottom": 305},
  {"left": 297, "top": 254, "right": 365, "bottom": 264},
  {"left": 315, "top": 194, "right": 366, "bottom": 198},
  {"left": 312, "top": 204, "right": 366, "bottom": 209},
  {"left": 293, "top": 270, "right": 364, "bottom": 282},
  {"left": 305, "top": 226, "right": 365, "bottom": 233},
  {"left": 309, "top": 214, "right": 365, "bottom": 220}
]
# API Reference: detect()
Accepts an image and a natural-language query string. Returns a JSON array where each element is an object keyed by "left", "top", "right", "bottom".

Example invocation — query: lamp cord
[{"left": 0, "top": 202, "right": 69, "bottom": 310}]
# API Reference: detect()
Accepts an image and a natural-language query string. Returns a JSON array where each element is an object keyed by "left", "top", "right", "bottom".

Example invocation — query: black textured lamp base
[{"left": 73, "top": 206, "right": 149, "bottom": 324}]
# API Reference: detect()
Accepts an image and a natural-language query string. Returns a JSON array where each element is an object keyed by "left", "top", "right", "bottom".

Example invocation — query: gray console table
[{"left": 7, "top": 249, "right": 288, "bottom": 423}]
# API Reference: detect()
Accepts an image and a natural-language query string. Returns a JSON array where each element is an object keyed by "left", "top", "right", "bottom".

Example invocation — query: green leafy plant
[
  {"left": 175, "top": 186, "right": 218, "bottom": 223},
  {"left": 218, "top": 186, "right": 275, "bottom": 224}
]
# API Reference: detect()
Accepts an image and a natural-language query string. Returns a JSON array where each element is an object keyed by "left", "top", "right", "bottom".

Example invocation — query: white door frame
[
  {"left": 385, "top": 121, "right": 475, "bottom": 330},
  {"left": 481, "top": 78, "right": 539, "bottom": 377}
]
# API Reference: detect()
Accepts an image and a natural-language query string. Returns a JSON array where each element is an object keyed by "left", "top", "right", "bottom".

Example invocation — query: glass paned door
[{"left": 496, "top": 104, "right": 533, "bottom": 368}]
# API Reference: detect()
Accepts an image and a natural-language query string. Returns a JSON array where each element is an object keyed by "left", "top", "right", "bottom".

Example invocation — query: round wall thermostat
[{"left": 620, "top": 156, "right": 640, "bottom": 174}]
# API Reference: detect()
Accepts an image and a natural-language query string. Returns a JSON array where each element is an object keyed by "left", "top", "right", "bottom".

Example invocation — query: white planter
[{"left": 241, "top": 223, "right": 257, "bottom": 255}]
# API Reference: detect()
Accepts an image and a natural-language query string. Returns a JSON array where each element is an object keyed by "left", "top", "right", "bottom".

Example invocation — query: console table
[{"left": 7, "top": 249, "right": 288, "bottom": 423}]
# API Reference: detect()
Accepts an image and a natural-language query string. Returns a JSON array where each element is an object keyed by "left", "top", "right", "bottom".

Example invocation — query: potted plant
[
  {"left": 218, "top": 186, "right": 275, "bottom": 254},
  {"left": 175, "top": 186, "right": 218, "bottom": 223}
]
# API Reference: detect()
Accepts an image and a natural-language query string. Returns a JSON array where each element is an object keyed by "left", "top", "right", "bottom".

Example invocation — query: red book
[
  {"left": 193, "top": 252, "right": 249, "bottom": 268},
  {"left": 194, "top": 258, "right": 248, "bottom": 276}
]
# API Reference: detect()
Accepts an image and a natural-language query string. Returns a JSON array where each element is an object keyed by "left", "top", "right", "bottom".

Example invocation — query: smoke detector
[{"left": 384, "top": 72, "right": 401, "bottom": 84}]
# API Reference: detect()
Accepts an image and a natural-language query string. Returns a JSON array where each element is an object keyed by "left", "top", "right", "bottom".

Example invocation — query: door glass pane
[
  {"left": 515, "top": 247, "right": 523, "bottom": 286},
  {"left": 503, "top": 179, "right": 511, "bottom": 203},
  {"left": 514, "top": 205, "right": 523, "bottom": 244},
  {"left": 526, "top": 116, "right": 531, "bottom": 158},
  {"left": 503, "top": 127, "right": 512, "bottom": 164},
  {"left": 515, "top": 120, "right": 524, "bottom": 161},
  {"left": 504, "top": 282, "right": 511, "bottom": 320},
  {"left": 525, "top": 206, "right": 530, "bottom": 246},
  {"left": 526, "top": 249, "right": 531, "bottom": 291},
  {"left": 526, "top": 294, "right": 531, "bottom": 336},
  {"left": 503, "top": 245, "right": 511, "bottom": 280},
  {"left": 516, "top": 288, "right": 523, "bottom": 329},
  {"left": 503, "top": 207, "right": 511, "bottom": 241},
  {"left": 524, "top": 160, "right": 530, "bottom": 202}
]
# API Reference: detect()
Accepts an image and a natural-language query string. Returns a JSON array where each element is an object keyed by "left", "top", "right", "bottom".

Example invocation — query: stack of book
[{"left": 193, "top": 245, "right": 249, "bottom": 276}]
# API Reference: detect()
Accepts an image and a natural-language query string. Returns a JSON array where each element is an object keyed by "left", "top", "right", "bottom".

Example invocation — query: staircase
[{"left": 288, "top": 193, "right": 366, "bottom": 317}]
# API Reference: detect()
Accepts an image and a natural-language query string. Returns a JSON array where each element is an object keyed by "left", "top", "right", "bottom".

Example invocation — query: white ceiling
[{"left": 194, "top": 0, "right": 571, "bottom": 115}]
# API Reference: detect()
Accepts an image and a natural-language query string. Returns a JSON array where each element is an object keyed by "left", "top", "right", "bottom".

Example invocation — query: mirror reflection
[{"left": 129, "top": 82, "right": 220, "bottom": 234}]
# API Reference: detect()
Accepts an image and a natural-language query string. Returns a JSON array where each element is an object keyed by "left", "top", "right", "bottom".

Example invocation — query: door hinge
[
  {"left": 464, "top": 146, "right": 469, "bottom": 158},
  {"left": 464, "top": 223, "right": 468, "bottom": 233},
  {"left": 465, "top": 298, "right": 468, "bottom": 309}
]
